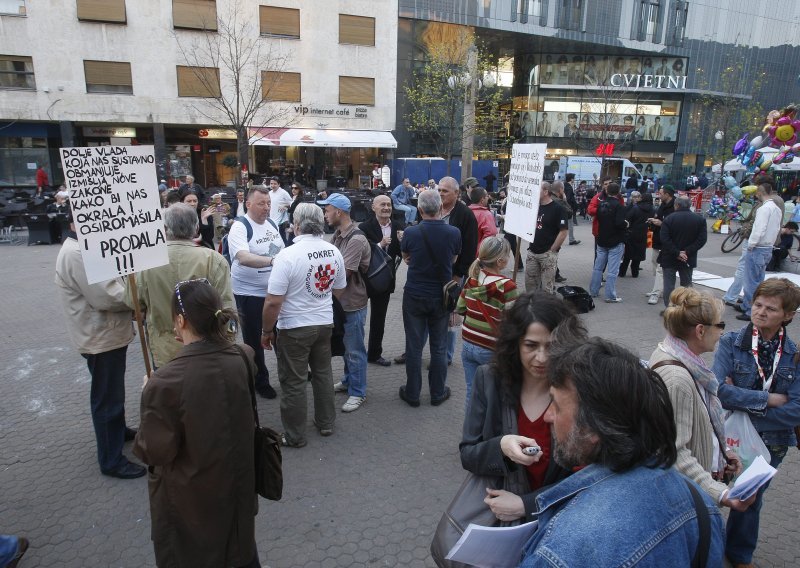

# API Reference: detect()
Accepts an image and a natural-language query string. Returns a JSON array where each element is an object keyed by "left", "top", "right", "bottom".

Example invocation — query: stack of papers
[
  {"left": 728, "top": 455, "right": 777, "bottom": 501},
  {"left": 446, "top": 521, "right": 538, "bottom": 568}
]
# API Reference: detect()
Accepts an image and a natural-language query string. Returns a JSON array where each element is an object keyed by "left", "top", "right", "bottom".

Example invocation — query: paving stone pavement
[{"left": 0, "top": 221, "right": 798, "bottom": 567}]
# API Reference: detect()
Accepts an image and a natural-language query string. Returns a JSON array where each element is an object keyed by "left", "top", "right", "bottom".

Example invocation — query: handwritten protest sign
[
  {"left": 503, "top": 144, "right": 546, "bottom": 243},
  {"left": 60, "top": 145, "right": 168, "bottom": 284}
]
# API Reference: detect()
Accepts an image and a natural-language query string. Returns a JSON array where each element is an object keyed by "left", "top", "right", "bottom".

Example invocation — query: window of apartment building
[
  {"left": 635, "top": 0, "right": 662, "bottom": 42},
  {"left": 339, "top": 76, "right": 374, "bottom": 106},
  {"left": 339, "top": 14, "right": 375, "bottom": 46},
  {"left": 259, "top": 6, "right": 300, "bottom": 39},
  {"left": 669, "top": 0, "right": 688, "bottom": 45},
  {"left": 173, "top": 0, "right": 217, "bottom": 31},
  {"left": 0, "top": 55, "right": 35, "bottom": 89},
  {"left": 84, "top": 60, "right": 133, "bottom": 94},
  {"left": 512, "top": 0, "right": 546, "bottom": 26},
  {"left": 77, "top": 0, "right": 126, "bottom": 23},
  {"left": 262, "top": 71, "right": 300, "bottom": 102},
  {"left": 557, "top": 0, "right": 583, "bottom": 31},
  {"left": 0, "top": 0, "right": 26, "bottom": 15},
  {"left": 176, "top": 65, "right": 221, "bottom": 97}
]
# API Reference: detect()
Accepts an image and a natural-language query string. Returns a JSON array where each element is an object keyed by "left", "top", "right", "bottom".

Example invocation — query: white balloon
[{"left": 749, "top": 135, "right": 764, "bottom": 148}]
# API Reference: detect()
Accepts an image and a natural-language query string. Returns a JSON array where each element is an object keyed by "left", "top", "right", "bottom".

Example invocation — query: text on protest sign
[
  {"left": 60, "top": 145, "right": 168, "bottom": 284},
  {"left": 503, "top": 143, "right": 546, "bottom": 242}
]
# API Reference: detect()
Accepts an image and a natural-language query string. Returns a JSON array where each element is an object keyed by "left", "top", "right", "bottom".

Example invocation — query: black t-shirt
[{"left": 529, "top": 200, "right": 569, "bottom": 254}]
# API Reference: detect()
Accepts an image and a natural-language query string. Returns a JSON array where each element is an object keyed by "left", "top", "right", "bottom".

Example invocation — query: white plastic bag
[{"left": 725, "top": 410, "right": 771, "bottom": 470}]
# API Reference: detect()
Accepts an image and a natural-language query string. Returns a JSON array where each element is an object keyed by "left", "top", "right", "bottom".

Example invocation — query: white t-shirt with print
[
  {"left": 228, "top": 214, "right": 285, "bottom": 297},
  {"left": 269, "top": 187, "right": 292, "bottom": 225},
  {"left": 267, "top": 234, "right": 347, "bottom": 330}
]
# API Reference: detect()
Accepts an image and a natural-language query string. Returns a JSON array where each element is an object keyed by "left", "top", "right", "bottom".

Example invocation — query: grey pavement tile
[{"left": 0, "top": 223, "right": 798, "bottom": 566}]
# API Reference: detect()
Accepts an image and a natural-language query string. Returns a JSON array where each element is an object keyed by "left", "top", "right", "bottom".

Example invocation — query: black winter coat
[{"left": 625, "top": 202, "right": 653, "bottom": 262}]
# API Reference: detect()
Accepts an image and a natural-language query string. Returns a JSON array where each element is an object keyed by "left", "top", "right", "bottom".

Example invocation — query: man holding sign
[
  {"left": 55, "top": 209, "right": 145, "bottom": 479},
  {"left": 525, "top": 182, "right": 569, "bottom": 295}
]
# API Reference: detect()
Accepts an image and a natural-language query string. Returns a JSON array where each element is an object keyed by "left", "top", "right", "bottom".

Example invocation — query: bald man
[{"left": 359, "top": 195, "right": 403, "bottom": 366}]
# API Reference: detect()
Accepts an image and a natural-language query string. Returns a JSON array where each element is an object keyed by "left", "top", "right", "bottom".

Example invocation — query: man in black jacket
[
  {"left": 359, "top": 195, "right": 402, "bottom": 367},
  {"left": 659, "top": 196, "right": 707, "bottom": 307},
  {"left": 588, "top": 183, "right": 628, "bottom": 303},
  {"left": 645, "top": 185, "right": 675, "bottom": 305}
]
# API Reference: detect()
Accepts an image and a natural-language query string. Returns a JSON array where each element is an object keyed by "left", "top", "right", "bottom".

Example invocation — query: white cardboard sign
[
  {"left": 503, "top": 143, "right": 546, "bottom": 242},
  {"left": 59, "top": 145, "right": 168, "bottom": 284}
]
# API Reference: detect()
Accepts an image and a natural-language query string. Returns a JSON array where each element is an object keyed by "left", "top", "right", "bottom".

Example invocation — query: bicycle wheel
[{"left": 721, "top": 229, "right": 744, "bottom": 253}]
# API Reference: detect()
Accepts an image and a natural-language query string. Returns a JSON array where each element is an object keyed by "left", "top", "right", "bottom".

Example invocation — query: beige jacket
[
  {"left": 54, "top": 236, "right": 134, "bottom": 355},
  {"left": 650, "top": 345, "right": 727, "bottom": 503}
]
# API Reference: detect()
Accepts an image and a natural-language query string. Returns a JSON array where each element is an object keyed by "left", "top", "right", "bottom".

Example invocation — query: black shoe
[
  {"left": 569, "top": 240, "right": 581, "bottom": 245},
  {"left": 618, "top": 272, "right": 626, "bottom": 277},
  {"left": 431, "top": 386, "right": 452, "bottom": 406},
  {"left": 631, "top": 271, "right": 639, "bottom": 278},
  {"left": 724, "top": 299, "right": 742, "bottom": 309},
  {"left": 256, "top": 383, "right": 277, "bottom": 399},
  {"left": 394, "top": 353, "right": 406, "bottom": 364},
  {"left": 555, "top": 275, "right": 567, "bottom": 283},
  {"left": 736, "top": 313, "right": 751, "bottom": 321},
  {"left": 369, "top": 357, "right": 392, "bottom": 367},
  {"left": 124, "top": 427, "right": 138, "bottom": 442},
  {"left": 731, "top": 303, "right": 745, "bottom": 314},
  {"left": 7, "top": 537, "right": 29, "bottom": 568},
  {"left": 399, "top": 386, "right": 420, "bottom": 407},
  {"left": 102, "top": 461, "right": 146, "bottom": 479}
]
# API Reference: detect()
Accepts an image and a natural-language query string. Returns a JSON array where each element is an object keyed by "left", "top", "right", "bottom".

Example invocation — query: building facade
[
  {"left": 0, "top": 0, "right": 397, "bottom": 190},
  {"left": 397, "top": 0, "right": 800, "bottom": 185}
]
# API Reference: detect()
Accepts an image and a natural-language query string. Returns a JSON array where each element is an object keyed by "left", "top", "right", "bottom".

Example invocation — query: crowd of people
[{"left": 15, "top": 169, "right": 795, "bottom": 568}]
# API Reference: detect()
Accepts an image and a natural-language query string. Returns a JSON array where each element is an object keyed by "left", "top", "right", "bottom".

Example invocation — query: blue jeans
[
  {"left": 723, "top": 247, "right": 749, "bottom": 303},
  {"left": 461, "top": 341, "right": 493, "bottom": 412},
  {"left": 0, "top": 535, "right": 20, "bottom": 565},
  {"left": 395, "top": 203, "right": 417, "bottom": 225},
  {"left": 340, "top": 306, "right": 368, "bottom": 397},
  {"left": 82, "top": 346, "right": 128, "bottom": 472},
  {"left": 403, "top": 293, "right": 449, "bottom": 401},
  {"left": 741, "top": 247, "right": 773, "bottom": 315},
  {"left": 590, "top": 243, "right": 624, "bottom": 300},
  {"left": 725, "top": 445, "right": 788, "bottom": 564}
]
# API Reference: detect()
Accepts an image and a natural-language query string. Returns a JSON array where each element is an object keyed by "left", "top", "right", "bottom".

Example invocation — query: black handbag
[
  {"left": 430, "top": 401, "right": 530, "bottom": 567},
  {"left": 235, "top": 345, "right": 283, "bottom": 501},
  {"left": 419, "top": 225, "right": 461, "bottom": 312}
]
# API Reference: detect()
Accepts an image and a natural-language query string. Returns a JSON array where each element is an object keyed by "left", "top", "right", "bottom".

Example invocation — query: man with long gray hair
[
  {"left": 262, "top": 203, "right": 346, "bottom": 446},
  {"left": 125, "top": 203, "right": 234, "bottom": 368}
]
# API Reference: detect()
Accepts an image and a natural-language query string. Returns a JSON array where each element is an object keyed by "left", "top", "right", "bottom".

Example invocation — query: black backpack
[
  {"left": 352, "top": 229, "right": 395, "bottom": 298},
  {"left": 557, "top": 285, "right": 595, "bottom": 314},
  {"left": 221, "top": 216, "right": 279, "bottom": 265}
]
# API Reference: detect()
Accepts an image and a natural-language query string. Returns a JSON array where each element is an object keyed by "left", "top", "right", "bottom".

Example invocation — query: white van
[{"left": 558, "top": 156, "right": 642, "bottom": 187}]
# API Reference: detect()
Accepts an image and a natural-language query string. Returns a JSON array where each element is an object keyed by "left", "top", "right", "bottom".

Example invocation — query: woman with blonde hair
[
  {"left": 649, "top": 287, "right": 752, "bottom": 512},
  {"left": 456, "top": 236, "right": 518, "bottom": 410}
]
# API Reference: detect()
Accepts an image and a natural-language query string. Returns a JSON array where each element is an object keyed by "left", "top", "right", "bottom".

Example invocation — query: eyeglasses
[
  {"left": 703, "top": 322, "right": 726, "bottom": 330},
  {"left": 174, "top": 278, "right": 210, "bottom": 315}
]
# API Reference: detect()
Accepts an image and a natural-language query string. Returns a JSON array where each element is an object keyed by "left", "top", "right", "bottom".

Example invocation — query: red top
[{"left": 517, "top": 405, "right": 552, "bottom": 490}]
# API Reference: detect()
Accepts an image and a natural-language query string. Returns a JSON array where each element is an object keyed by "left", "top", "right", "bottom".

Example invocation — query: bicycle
[{"left": 721, "top": 221, "right": 744, "bottom": 253}]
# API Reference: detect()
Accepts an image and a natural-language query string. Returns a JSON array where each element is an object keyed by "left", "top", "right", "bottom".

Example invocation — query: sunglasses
[
  {"left": 704, "top": 322, "right": 726, "bottom": 330},
  {"left": 174, "top": 278, "right": 210, "bottom": 315}
]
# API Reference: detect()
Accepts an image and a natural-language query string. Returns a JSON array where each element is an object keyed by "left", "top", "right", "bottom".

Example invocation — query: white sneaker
[
  {"left": 342, "top": 396, "right": 366, "bottom": 413},
  {"left": 647, "top": 294, "right": 659, "bottom": 305},
  {"left": 333, "top": 381, "right": 348, "bottom": 393},
  {"left": 605, "top": 297, "right": 623, "bottom": 303}
]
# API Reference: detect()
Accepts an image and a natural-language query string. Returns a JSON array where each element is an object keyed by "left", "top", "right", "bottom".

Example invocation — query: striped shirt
[{"left": 456, "top": 270, "right": 518, "bottom": 350}]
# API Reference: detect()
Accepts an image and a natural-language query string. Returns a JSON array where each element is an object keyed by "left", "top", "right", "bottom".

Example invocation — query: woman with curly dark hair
[{"left": 459, "top": 292, "right": 587, "bottom": 523}]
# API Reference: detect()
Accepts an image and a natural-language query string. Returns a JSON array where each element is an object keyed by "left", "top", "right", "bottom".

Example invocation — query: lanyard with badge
[{"left": 750, "top": 326, "right": 783, "bottom": 391}]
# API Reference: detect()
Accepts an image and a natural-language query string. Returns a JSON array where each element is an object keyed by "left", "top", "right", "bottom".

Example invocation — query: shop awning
[{"left": 248, "top": 128, "right": 397, "bottom": 148}]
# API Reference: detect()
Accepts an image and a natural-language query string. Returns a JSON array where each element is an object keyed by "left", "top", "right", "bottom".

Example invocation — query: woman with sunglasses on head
[
  {"left": 649, "top": 287, "right": 753, "bottom": 512},
  {"left": 133, "top": 280, "right": 261, "bottom": 568},
  {"left": 459, "top": 293, "right": 585, "bottom": 523}
]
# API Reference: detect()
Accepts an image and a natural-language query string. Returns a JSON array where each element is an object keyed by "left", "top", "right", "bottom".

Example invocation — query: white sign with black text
[
  {"left": 504, "top": 143, "right": 546, "bottom": 243},
  {"left": 59, "top": 145, "right": 168, "bottom": 284}
]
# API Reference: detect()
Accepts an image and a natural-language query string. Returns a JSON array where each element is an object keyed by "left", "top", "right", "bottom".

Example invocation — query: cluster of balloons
[
  {"left": 721, "top": 175, "right": 758, "bottom": 200},
  {"left": 732, "top": 105, "right": 800, "bottom": 174}
]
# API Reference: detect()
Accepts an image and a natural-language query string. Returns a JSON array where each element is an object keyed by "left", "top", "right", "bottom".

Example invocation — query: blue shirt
[
  {"left": 401, "top": 219, "right": 461, "bottom": 297},
  {"left": 520, "top": 464, "right": 724, "bottom": 567},
  {"left": 391, "top": 183, "right": 414, "bottom": 207}
]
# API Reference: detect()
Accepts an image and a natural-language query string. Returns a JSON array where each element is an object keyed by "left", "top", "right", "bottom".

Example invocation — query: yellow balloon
[
  {"left": 741, "top": 185, "right": 758, "bottom": 196},
  {"left": 760, "top": 159, "right": 773, "bottom": 170},
  {"left": 775, "top": 124, "right": 795, "bottom": 142}
]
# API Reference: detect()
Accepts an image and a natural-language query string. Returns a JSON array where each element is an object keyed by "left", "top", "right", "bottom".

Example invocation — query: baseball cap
[
  {"left": 464, "top": 177, "right": 479, "bottom": 188},
  {"left": 316, "top": 193, "right": 352, "bottom": 212}
]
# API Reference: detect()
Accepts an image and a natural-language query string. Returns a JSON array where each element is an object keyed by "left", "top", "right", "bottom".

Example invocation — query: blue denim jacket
[
  {"left": 712, "top": 325, "right": 800, "bottom": 446},
  {"left": 519, "top": 464, "right": 724, "bottom": 567}
]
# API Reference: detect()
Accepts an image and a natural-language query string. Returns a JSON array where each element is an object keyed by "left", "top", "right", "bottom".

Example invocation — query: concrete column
[
  {"left": 153, "top": 123, "right": 167, "bottom": 180},
  {"left": 59, "top": 121, "right": 74, "bottom": 148}
]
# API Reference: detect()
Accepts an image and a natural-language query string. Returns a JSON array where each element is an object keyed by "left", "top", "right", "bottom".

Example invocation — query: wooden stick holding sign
[{"left": 60, "top": 145, "right": 168, "bottom": 378}]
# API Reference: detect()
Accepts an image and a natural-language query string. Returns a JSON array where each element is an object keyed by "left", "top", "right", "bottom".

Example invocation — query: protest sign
[
  {"left": 503, "top": 143, "right": 546, "bottom": 242},
  {"left": 60, "top": 145, "right": 168, "bottom": 285}
]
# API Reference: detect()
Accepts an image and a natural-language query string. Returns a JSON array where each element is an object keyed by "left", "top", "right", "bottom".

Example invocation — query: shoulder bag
[
  {"left": 235, "top": 345, "right": 283, "bottom": 501},
  {"left": 419, "top": 225, "right": 461, "bottom": 312},
  {"left": 430, "top": 398, "right": 530, "bottom": 568}
]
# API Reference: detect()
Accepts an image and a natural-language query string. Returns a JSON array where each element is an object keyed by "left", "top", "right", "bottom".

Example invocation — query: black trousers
[
  {"left": 82, "top": 346, "right": 128, "bottom": 472},
  {"left": 234, "top": 294, "right": 270, "bottom": 388},
  {"left": 367, "top": 292, "right": 391, "bottom": 361}
]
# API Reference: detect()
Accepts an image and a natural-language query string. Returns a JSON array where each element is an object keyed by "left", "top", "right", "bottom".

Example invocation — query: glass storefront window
[
  {"left": 0, "top": 137, "right": 48, "bottom": 186},
  {"left": 524, "top": 54, "right": 688, "bottom": 88}
]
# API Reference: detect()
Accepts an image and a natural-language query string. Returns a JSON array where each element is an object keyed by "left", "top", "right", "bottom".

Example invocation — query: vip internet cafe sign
[
  {"left": 60, "top": 145, "right": 168, "bottom": 284},
  {"left": 504, "top": 143, "right": 546, "bottom": 243}
]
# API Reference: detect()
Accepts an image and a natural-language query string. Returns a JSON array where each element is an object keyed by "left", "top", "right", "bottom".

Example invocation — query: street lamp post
[{"left": 461, "top": 45, "right": 478, "bottom": 184}]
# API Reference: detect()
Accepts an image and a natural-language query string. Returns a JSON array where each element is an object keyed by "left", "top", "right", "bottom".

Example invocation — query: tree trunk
[{"left": 237, "top": 127, "right": 249, "bottom": 183}]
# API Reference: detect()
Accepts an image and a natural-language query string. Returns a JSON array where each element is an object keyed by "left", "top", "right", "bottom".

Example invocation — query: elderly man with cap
[{"left": 319, "top": 193, "right": 372, "bottom": 413}]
